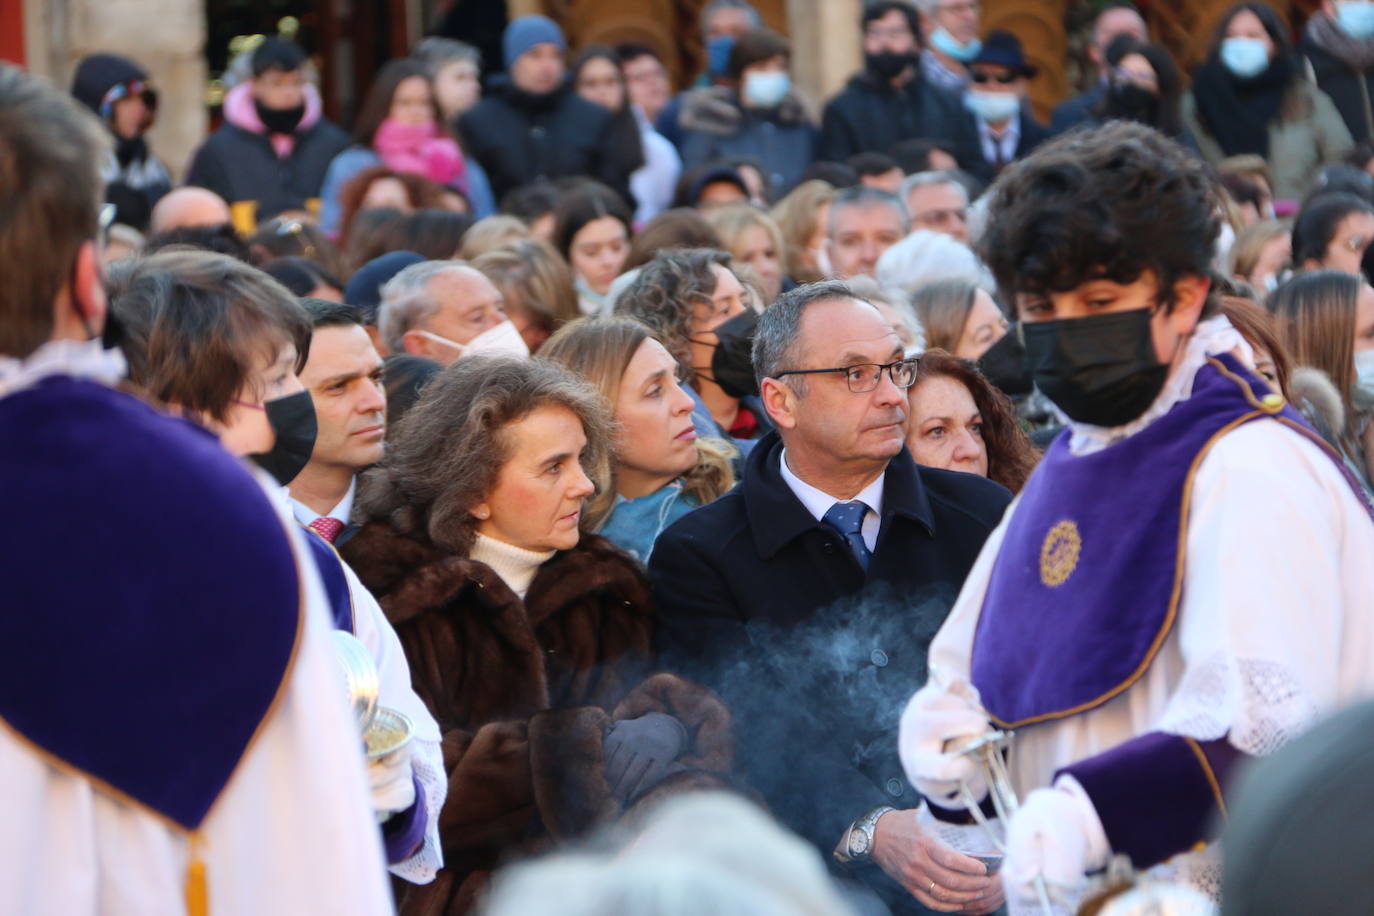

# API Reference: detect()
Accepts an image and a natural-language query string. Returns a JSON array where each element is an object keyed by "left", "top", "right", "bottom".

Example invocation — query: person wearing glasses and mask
[
  {"left": 650, "top": 281, "right": 1011, "bottom": 916},
  {"left": 963, "top": 31, "right": 1049, "bottom": 178},
  {"left": 899, "top": 122, "right": 1374, "bottom": 912}
]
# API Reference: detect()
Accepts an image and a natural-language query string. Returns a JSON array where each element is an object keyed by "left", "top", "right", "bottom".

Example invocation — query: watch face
[{"left": 849, "top": 830, "right": 871, "bottom": 857}]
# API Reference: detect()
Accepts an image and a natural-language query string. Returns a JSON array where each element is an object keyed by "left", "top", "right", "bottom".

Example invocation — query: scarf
[
  {"left": 372, "top": 117, "right": 467, "bottom": 189},
  {"left": 1307, "top": 13, "right": 1374, "bottom": 73},
  {"left": 1190, "top": 54, "right": 1294, "bottom": 158}
]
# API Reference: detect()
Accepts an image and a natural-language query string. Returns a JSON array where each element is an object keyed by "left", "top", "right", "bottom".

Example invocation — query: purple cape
[
  {"left": 0, "top": 378, "right": 302, "bottom": 831},
  {"left": 970, "top": 354, "right": 1356, "bottom": 728}
]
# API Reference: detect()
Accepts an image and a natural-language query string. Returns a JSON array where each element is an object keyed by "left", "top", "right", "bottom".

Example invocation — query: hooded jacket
[
  {"left": 819, "top": 69, "right": 986, "bottom": 179},
  {"left": 340, "top": 524, "right": 734, "bottom": 915},
  {"left": 458, "top": 76, "right": 631, "bottom": 204},
  {"left": 71, "top": 53, "right": 171, "bottom": 232},
  {"left": 185, "top": 81, "right": 350, "bottom": 219},
  {"left": 677, "top": 87, "right": 817, "bottom": 200}
]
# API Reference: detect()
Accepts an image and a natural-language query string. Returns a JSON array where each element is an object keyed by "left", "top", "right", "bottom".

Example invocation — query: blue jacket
[{"left": 599, "top": 482, "right": 702, "bottom": 564}]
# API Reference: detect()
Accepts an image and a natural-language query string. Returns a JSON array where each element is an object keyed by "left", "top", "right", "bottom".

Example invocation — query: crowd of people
[{"left": 9, "top": 0, "right": 1374, "bottom": 914}]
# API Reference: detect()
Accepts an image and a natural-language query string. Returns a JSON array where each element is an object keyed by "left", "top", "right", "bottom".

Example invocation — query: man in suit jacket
[
  {"left": 963, "top": 31, "right": 1051, "bottom": 177},
  {"left": 649, "top": 281, "right": 1011, "bottom": 915}
]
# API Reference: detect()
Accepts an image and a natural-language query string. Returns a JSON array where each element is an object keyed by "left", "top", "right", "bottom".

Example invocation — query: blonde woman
[
  {"left": 769, "top": 179, "right": 835, "bottom": 283},
  {"left": 541, "top": 317, "right": 737, "bottom": 563},
  {"left": 472, "top": 238, "right": 579, "bottom": 353},
  {"left": 704, "top": 204, "right": 787, "bottom": 302}
]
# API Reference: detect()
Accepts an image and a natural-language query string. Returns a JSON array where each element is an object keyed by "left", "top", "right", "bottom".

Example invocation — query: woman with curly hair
[
  {"left": 541, "top": 317, "right": 737, "bottom": 562},
  {"left": 904, "top": 348, "right": 1039, "bottom": 492},
  {"left": 342, "top": 355, "right": 734, "bottom": 915}
]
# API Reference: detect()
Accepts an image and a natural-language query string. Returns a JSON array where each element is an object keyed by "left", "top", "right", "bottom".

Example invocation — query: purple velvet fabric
[
  {"left": 0, "top": 378, "right": 301, "bottom": 831},
  {"left": 1059, "top": 731, "right": 1247, "bottom": 868},
  {"left": 382, "top": 772, "right": 428, "bottom": 863},
  {"left": 971, "top": 354, "right": 1323, "bottom": 727},
  {"left": 303, "top": 526, "right": 356, "bottom": 633}
]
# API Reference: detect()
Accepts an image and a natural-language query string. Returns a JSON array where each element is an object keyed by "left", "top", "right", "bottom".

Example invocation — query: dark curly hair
[
  {"left": 977, "top": 121, "right": 1221, "bottom": 316},
  {"left": 613, "top": 248, "right": 733, "bottom": 377},
  {"left": 909, "top": 349, "right": 1040, "bottom": 493}
]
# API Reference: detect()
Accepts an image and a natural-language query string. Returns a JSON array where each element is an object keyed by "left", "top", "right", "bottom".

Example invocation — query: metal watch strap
[{"left": 834, "top": 805, "right": 896, "bottom": 865}]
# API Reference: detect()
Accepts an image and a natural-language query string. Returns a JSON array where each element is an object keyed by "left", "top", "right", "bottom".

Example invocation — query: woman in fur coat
[{"left": 342, "top": 355, "right": 733, "bottom": 914}]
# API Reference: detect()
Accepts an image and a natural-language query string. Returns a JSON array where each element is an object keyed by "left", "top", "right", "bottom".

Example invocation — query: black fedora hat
[{"left": 969, "top": 30, "right": 1037, "bottom": 78}]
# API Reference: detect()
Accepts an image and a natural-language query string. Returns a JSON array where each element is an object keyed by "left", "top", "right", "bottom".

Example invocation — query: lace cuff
[{"left": 388, "top": 735, "right": 445, "bottom": 884}]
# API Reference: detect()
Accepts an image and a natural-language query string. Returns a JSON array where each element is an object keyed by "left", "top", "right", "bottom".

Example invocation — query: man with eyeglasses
[
  {"left": 650, "top": 281, "right": 1011, "bottom": 915},
  {"left": 900, "top": 170, "right": 971, "bottom": 242},
  {"left": 964, "top": 31, "right": 1049, "bottom": 177}
]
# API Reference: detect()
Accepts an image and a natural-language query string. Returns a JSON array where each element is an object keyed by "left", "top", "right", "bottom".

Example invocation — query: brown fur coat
[{"left": 342, "top": 524, "right": 734, "bottom": 915}]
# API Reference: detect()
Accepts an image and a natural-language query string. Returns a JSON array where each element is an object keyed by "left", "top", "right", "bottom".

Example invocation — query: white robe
[
  {"left": 924, "top": 317, "right": 1374, "bottom": 895},
  {"left": 0, "top": 468, "right": 396, "bottom": 915}
]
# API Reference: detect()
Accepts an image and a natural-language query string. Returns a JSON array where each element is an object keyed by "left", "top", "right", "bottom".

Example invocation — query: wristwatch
[{"left": 834, "top": 806, "right": 896, "bottom": 865}]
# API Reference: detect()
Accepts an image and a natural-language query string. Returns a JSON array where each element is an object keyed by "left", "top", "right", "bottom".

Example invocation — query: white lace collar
[
  {"left": 1065, "top": 315, "right": 1253, "bottom": 455},
  {"left": 0, "top": 339, "right": 127, "bottom": 401}
]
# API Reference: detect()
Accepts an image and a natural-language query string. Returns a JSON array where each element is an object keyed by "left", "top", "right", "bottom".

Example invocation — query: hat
[
  {"left": 503, "top": 15, "right": 566, "bottom": 70},
  {"left": 343, "top": 250, "right": 425, "bottom": 323},
  {"left": 969, "top": 31, "right": 1037, "bottom": 79},
  {"left": 71, "top": 53, "right": 157, "bottom": 120}
]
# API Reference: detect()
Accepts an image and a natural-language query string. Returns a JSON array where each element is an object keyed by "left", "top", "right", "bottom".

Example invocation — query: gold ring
[{"left": 930, "top": 880, "right": 938, "bottom": 895}]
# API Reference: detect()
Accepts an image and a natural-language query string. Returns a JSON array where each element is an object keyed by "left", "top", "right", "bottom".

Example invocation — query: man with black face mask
[
  {"left": 899, "top": 121, "right": 1374, "bottom": 912},
  {"left": 186, "top": 38, "right": 350, "bottom": 232},
  {"left": 819, "top": 1, "right": 985, "bottom": 177}
]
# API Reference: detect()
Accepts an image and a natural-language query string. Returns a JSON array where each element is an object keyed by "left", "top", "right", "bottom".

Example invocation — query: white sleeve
[
  {"left": 346, "top": 562, "right": 446, "bottom": 884},
  {"left": 1157, "top": 420, "right": 1374, "bottom": 754}
]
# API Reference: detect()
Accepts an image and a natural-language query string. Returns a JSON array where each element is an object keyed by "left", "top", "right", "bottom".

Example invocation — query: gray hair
[
  {"left": 826, "top": 186, "right": 910, "bottom": 239},
  {"left": 411, "top": 37, "right": 482, "bottom": 74},
  {"left": 378, "top": 259, "right": 468, "bottom": 352},
  {"left": 702, "top": 0, "right": 761, "bottom": 34},
  {"left": 752, "top": 280, "right": 869, "bottom": 395},
  {"left": 898, "top": 170, "right": 970, "bottom": 211}
]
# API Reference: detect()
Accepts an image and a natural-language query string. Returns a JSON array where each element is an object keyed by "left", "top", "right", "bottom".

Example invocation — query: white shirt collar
[
  {"left": 1065, "top": 314, "right": 1254, "bottom": 455},
  {"left": 290, "top": 477, "right": 357, "bottom": 528},
  {"left": 976, "top": 114, "right": 1020, "bottom": 163},
  {"left": 779, "top": 448, "right": 886, "bottom": 551},
  {"left": 0, "top": 339, "right": 127, "bottom": 400}
]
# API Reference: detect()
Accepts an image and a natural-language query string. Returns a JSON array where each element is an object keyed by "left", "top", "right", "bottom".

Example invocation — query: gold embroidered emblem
[{"left": 1039, "top": 520, "right": 1081, "bottom": 588}]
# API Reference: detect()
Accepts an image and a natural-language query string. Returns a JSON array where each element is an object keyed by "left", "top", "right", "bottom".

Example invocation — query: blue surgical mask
[
  {"left": 930, "top": 28, "right": 982, "bottom": 63},
  {"left": 706, "top": 36, "right": 735, "bottom": 79},
  {"left": 1356, "top": 349, "right": 1374, "bottom": 390},
  {"left": 1220, "top": 36, "right": 1271, "bottom": 79},
  {"left": 1336, "top": 0, "right": 1374, "bottom": 40},
  {"left": 742, "top": 71, "right": 790, "bottom": 109},
  {"left": 966, "top": 89, "right": 1020, "bottom": 123}
]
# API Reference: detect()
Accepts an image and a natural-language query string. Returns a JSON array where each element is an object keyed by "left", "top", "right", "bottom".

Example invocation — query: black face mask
[
  {"left": 1107, "top": 82, "right": 1157, "bottom": 119},
  {"left": 695, "top": 309, "right": 760, "bottom": 399},
  {"left": 1020, "top": 307, "right": 1169, "bottom": 428},
  {"left": 977, "top": 324, "right": 1033, "bottom": 396},
  {"left": 866, "top": 51, "right": 917, "bottom": 82},
  {"left": 255, "top": 100, "right": 305, "bottom": 135},
  {"left": 250, "top": 390, "right": 318, "bottom": 485}
]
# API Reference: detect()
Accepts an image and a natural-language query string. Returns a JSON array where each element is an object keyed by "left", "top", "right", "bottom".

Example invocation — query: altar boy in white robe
[
  {"left": 897, "top": 121, "right": 1374, "bottom": 909},
  {"left": 0, "top": 66, "right": 394, "bottom": 914}
]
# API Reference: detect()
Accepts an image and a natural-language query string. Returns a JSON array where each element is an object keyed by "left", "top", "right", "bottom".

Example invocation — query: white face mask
[
  {"left": 417, "top": 320, "right": 530, "bottom": 361},
  {"left": 1356, "top": 349, "right": 1374, "bottom": 390},
  {"left": 966, "top": 90, "right": 1020, "bottom": 124}
]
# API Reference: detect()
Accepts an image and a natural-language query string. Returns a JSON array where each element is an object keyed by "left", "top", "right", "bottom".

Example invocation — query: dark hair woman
[
  {"left": 341, "top": 355, "right": 733, "bottom": 915},
  {"left": 570, "top": 46, "right": 646, "bottom": 204},
  {"left": 319, "top": 59, "right": 474, "bottom": 237},
  {"left": 1182, "top": 2, "right": 1353, "bottom": 202},
  {"left": 904, "top": 348, "right": 1039, "bottom": 492},
  {"left": 552, "top": 182, "right": 633, "bottom": 317},
  {"left": 1091, "top": 35, "right": 1190, "bottom": 145},
  {"left": 1291, "top": 191, "right": 1374, "bottom": 275}
]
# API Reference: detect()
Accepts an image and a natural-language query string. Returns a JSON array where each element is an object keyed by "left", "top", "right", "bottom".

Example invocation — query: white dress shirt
[
  {"left": 975, "top": 113, "right": 1020, "bottom": 168},
  {"left": 779, "top": 448, "right": 885, "bottom": 552},
  {"left": 290, "top": 477, "right": 356, "bottom": 529}
]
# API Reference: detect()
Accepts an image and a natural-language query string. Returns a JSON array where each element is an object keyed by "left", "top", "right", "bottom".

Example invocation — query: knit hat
[
  {"left": 71, "top": 53, "right": 156, "bottom": 120},
  {"left": 503, "top": 15, "right": 566, "bottom": 70},
  {"left": 343, "top": 250, "right": 425, "bottom": 323}
]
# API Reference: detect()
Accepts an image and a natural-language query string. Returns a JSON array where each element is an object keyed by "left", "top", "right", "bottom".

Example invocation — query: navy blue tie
[{"left": 823, "top": 501, "right": 871, "bottom": 572}]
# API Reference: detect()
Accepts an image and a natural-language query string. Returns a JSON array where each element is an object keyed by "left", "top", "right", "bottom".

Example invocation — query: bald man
[
  {"left": 1050, "top": 2, "right": 1149, "bottom": 134},
  {"left": 149, "top": 186, "right": 233, "bottom": 234}
]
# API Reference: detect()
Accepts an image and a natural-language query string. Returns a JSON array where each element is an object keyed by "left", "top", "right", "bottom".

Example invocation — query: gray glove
[{"left": 603, "top": 712, "right": 688, "bottom": 805}]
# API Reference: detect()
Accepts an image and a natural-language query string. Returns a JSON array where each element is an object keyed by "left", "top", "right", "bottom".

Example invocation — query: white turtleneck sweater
[{"left": 469, "top": 532, "right": 555, "bottom": 599}]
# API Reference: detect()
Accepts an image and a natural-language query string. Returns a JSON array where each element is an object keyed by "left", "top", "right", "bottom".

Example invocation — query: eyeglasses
[
  {"left": 971, "top": 71, "right": 1020, "bottom": 84},
  {"left": 1343, "top": 234, "right": 1369, "bottom": 253},
  {"left": 774, "top": 358, "right": 918, "bottom": 393},
  {"left": 914, "top": 207, "right": 968, "bottom": 226}
]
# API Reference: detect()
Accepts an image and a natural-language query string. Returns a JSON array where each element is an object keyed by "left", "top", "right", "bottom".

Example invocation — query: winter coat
[
  {"left": 677, "top": 87, "right": 818, "bottom": 201},
  {"left": 819, "top": 71, "right": 985, "bottom": 179},
  {"left": 648, "top": 431, "right": 1010, "bottom": 914},
  {"left": 185, "top": 83, "right": 351, "bottom": 227},
  {"left": 1302, "top": 15, "right": 1374, "bottom": 143},
  {"left": 1050, "top": 85, "right": 1105, "bottom": 134},
  {"left": 1182, "top": 77, "right": 1354, "bottom": 200},
  {"left": 340, "top": 526, "right": 734, "bottom": 915},
  {"left": 458, "top": 77, "right": 632, "bottom": 204}
]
